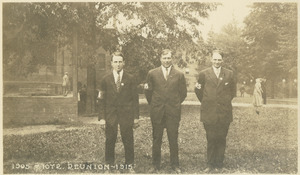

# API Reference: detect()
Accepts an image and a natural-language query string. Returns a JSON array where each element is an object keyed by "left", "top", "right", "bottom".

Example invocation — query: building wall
[
  {"left": 3, "top": 97, "right": 77, "bottom": 127},
  {"left": 3, "top": 45, "right": 110, "bottom": 127},
  {"left": 77, "top": 47, "right": 111, "bottom": 89}
]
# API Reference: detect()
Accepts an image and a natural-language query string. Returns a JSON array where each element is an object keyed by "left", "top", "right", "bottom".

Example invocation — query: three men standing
[
  {"left": 195, "top": 52, "right": 236, "bottom": 172},
  {"left": 99, "top": 52, "right": 139, "bottom": 173},
  {"left": 144, "top": 49, "right": 187, "bottom": 173},
  {"left": 99, "top": 50, "right": 235, "bottom": 173}
]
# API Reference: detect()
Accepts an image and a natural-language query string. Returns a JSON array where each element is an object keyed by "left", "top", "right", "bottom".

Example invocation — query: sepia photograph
[{"left": 2, "top": 1, "right": 298, "bottom": 174}]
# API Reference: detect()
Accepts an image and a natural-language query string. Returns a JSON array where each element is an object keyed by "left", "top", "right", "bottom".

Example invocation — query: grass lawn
[{"left": 3, "top": 105, "right": 297, "bottom": 174}]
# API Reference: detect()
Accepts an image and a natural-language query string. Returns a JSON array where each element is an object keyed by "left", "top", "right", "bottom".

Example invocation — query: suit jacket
[
  {"left": 99, "top": 71, "right": 139, "bottom": 126},
  {"left": 144, "top": 66, "right": 187, "bottom": 124},
  {"left": 195, "top": 67, "right": 236, "bottom": 124}
]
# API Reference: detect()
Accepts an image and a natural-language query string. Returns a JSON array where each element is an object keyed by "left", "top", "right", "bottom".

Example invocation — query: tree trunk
[
  {"left": 85, "top": 7, "right": 97, "bottom": 115},
  {"left": 72, "top": 26, "right": 78, "bottom": 107},
  {"left": 86, "top": 63, "right": 96, "bottom": 114}
]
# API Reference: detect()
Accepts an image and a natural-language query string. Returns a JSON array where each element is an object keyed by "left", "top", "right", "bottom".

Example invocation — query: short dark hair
[
  {"left": 212, "top": 50, "right": 224, "bottom": 58},
  {"left": 111, "top": 51, "right": 124, "bottom": 61},
  {"left": 161, "top": 49, "right": 172, "bottom": 58}
]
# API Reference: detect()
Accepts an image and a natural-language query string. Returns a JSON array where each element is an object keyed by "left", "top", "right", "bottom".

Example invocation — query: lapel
[
  {"left": 119, "top": 72, "right": 129, "bottom": 93},
  {"left": 217, "top": 68, "right": 225, "bottom": 87},
  {"left": 158, "top": 67, "right": 167, "bottom": 82},
  {"left": 208, "top": 67, "right": 218, "bottom": 86},
  {"left": 109, "top": 72, "right": 118, "bottom": 93},
  {"left": 166, "top": 66, "right": 175, "bottom": 82},
  {"left": 109, "top": 71, "right": 129, "bottom": 93}
]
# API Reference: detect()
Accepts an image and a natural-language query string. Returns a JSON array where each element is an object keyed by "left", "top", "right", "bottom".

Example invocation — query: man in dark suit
[
  {"left": 261, "top": 78, "right": 267, "bottom": 104},
  {"left": 195, "top": 51, "right": 236, "bottom": 173},
  {"left": 98, "top": 52, "right": 139, "bottom": 173},
  {"left": 144, "top": 49, "right": 187, "bottom": 173}
]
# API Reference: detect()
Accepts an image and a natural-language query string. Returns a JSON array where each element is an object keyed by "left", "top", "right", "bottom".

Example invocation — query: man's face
[
  {"left": 211, "top": 53, "right": 223, "bottom": 68},
  {"left": 160, "top": 53, "right": 173, "bottom": 68},
  {"left": 111, "top": 56, "right": 125, "bottom": 72}
]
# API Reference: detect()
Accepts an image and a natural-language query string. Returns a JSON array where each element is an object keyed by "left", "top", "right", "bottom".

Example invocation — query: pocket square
[
  {"left": 144, "top": 83, "right": 149, "bottom": 89},
  {"left": 225, "top": 82, "right": 229, "bottom": 85},
  {"left": 195, "top": 83, "right": 201, "bottom": 89}
]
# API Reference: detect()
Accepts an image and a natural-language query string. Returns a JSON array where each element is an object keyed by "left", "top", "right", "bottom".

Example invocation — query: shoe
[
  {"left": 213, "top": 168, "right": 220, "bottom": 173},
  {"left": 104, "top": 169, "right": 111, "bottom": 174},
  {"left": 148, "top": 166, "right": 159, "bottom": 173},
  {"left": 99, "top": 119, "right": 106, "bottom": 125},
  {"left": 219, "top": 167, "right": 229, "bottom": 173},
  {"left": 203, "top": 167, "right": 213, "bottom": 173},
  {"left": 112, "top": 169, "right": 121, "bottom": 174},
  {"left": 125, "top": 164, "right": 136, "bottom": 174},
  {"left": 173, "top": 167, "right": 182, "bottom": 174},
  {"left": 127, "top": 168, "right": 136, "bottom": 174}
]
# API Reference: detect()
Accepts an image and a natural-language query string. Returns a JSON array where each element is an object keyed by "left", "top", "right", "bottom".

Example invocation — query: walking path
[
  {"left": 3, "top": 125, "right": 84, "bottom": 136},
  {"left": 139, "top": 99, "right": 298, "bottom": 109}
]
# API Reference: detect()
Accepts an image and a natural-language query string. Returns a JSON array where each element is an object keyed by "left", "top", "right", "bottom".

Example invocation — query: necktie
[
  {"left": 116, "top": 72, "right": 121, "bottom": 92},
  {"left": 165, "top": 67, "right": 169, "bottom": 80},
  {"left": 215, "top": 69, "right": 220, "bottom": 78}
]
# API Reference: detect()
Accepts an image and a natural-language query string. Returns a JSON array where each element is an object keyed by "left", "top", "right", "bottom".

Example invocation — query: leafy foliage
[
  {"left": 242, "top": 3, "right": 297, "bottom": 81},
  {"left": 206, "top": 18, "right": 246, "bottom": 77},
  {"left": 3, "top": 2, "right": 218, "bottom": 80},
  {"left": 204, "top": 3, "right": 297, "bottom": 98}
]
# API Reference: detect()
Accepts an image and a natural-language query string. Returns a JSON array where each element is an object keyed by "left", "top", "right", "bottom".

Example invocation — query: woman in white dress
[
  {"left": 253, "top": 78, "right": 263, "bottom": 114},
  {"left": 62, "top": 72, "right": 70, "bottom": 96}
]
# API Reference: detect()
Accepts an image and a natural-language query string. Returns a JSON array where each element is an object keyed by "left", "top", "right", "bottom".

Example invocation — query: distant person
[
  {"left": 253, "top": 78, "right": 263, "bottom": 114},
  {"left": 261, "top": 79, "right": 267, "bottom": 104},
  {"left": 69, "top": 75, "right": 73, "bottom": 91},
  {"left": 239, "top": 84, "right": 245, "bottom": 97},
  {"left": 144, "top": 49, "right": 187, "bottom": 173},
  {"left": 96, "top": 88, "right": 105, "bottom": 125},
  {"left": 62, "top": 72, "right": 70, "bottom": 96},
  {"left": 78, "top": 82, "right": 82, "bottom": 91},
  {"left": 195, "top": 51, "right": 236, "bottom": 173},
  {"left": 99, "top": 51, "right": 139, "bottom": 173},
  {"left": 79, "top": 84, "right": 87, "bottom": 114}
]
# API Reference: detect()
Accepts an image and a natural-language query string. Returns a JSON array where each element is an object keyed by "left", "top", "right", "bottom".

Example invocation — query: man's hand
[
  {"left": 99, "top": 119, "right": 106, "bottom": 129},
  {"left": 144, "top": 83, "right": 149, "bottom": 90},
  {"left": 195, "top": 82, "right": 201, "bottom": 89},
  {"left": 97, "top": 91, "right": 104, "bottom": 100},
  {"left": 133, "top": 119, "right": 140, "bottom": 129}
]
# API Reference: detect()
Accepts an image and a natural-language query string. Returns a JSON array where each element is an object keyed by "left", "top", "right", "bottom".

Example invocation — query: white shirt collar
[
  {"left": 161, "top": 66, "right": 172, "bottom": 80},
  {"left": 212, "top": 66, "right": 221, "bottom": 77},
  {"left": 212, "top": 66, "right": 221, "bottom": 72},
  {"left": 161, "top": 65, "right": 172, "bottom": 73},
  {"left": 113, "top": 69, "right": 124, "bottom": 83}
]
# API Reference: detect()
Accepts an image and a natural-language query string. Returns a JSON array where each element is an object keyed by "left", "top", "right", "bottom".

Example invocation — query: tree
[
  {"left": 206, "top": 18, "right": 246, "bottom": 75},
  {"left": 3, "top": 2, "right": 220, "bottom": 113},
  {"left": 3, "top": 3, "right": 62, "bottom": 78},
  {"left": 205, "top": 18, "right": 247, "bottom": 97},
  {"left": 242, "top": 3, "right": 297, "bottom": 98}
]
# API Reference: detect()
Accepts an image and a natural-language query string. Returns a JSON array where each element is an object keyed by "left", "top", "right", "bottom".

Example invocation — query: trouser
[
  {"left": 203, "top": 122, "right": 230, "bottom": 168},
  {"left": 263, "top": 96, "right": 267, "bottom": 104},
  {"left": 62, "top": 86, "right": 69, "bottom": 95},
  {"left": 105, "top": 120, "right": 134, "bottom": 165},
  {"left": 152, "top": 115, "right": 179, "bottom": 168}
]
